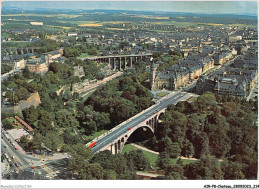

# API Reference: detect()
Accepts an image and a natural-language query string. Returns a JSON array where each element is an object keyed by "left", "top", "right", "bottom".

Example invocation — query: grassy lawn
[
  {"left": 156, "top": 92, "right": 169, "bottom": 97},
  {"left": 83, "top": 130, "right": 108, "bottom": 141},
  {"left": 6, "top": 117, "right": 24, "bottom": 129},
  {"left": 77, "top": 53, "right": 94, "bottom": 59},
  {"left": 170, "top": 158, "right": 197, "bottom": 165},
  {"left": 121, "top": 144, "right": 196, "bottom": 166}
]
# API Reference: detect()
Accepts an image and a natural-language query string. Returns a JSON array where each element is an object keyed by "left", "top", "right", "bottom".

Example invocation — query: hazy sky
[{"left": 3, "top": 1, "right": 258, "bottom": 15}]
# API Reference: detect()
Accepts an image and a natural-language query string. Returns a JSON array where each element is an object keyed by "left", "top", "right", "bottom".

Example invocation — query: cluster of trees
[
  {"left": 33, "top": 39, "right": 62, "bottom": 56},
  {"left": 84, "top": 75, "right": 153, "bottom": 132},
  {"left": 64, "top": 43, "right": 99, "bottom": 58},
  {"left": 2, "top": 73, "right": 33, "bottom": 104},
  {"left": 1, "top": 64, "right": 12, "bottom": 74},
  {"left": 142, "top": 92, "right": 258, "bottom": 179},
  {"left": 64, "top": 57, "right": 104, "bottom": 80},
  {"left": 158, "top": 51, "right": 183, "bottom": 71},
  {"left": 65, "top": 146, "right": 150, "bottom": 180},
  {"left": 1, "top": 118, "right": 14, "bottom": 130}
]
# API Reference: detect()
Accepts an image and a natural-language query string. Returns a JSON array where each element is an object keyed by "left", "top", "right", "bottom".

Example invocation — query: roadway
[
  {"left": 1, "top": 131, "right": 30, "bottom": 176},
  {"left": 1, "top": 130, "right": 69, "bottom": 179},
  {"left": 77, "top": 72, "right": 123, "bottom": 97},
  {"left": 90, "top": 90, "right": 195, "bottom": 153}
]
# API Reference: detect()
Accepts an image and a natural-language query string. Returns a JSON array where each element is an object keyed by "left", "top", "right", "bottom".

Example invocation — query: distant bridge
[
  {"left": 81, "top": 54, "right": 153, "bottom": 71},
  {"left": 2, "top": 47, "right": 40, "bottom": 55}
]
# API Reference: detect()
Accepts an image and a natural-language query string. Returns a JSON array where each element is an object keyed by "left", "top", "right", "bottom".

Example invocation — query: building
[
  {"left": 150, "top": 53, "right": 214, "bottom": 91},
  {"left": 41, "top": 48, "right": 64, "bottom": 65},
  {"left": 196, "top": 76, "right": 247, "bottom": 98},
  {"left": 67, "top": 32, "right": 77, "bottom": 37},
  {"left": 30, "top": 22, "right": 43, "bottom": 26},
  {"left": 26, "top": 58, "right": 48, "bottom": 75},
  {"left": 74, "top": 66, "right": 85, "bottom": 78},
  {"left": 196, "top": 57, "right": 258, "bottom": 98}
]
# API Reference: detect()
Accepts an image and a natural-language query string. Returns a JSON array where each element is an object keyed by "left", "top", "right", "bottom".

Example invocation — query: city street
[{"left": 1, "top": 130, "right": 70, "bottom": 179}]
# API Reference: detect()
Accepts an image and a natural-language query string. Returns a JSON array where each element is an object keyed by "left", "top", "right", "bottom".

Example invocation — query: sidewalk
[{"left": 130, "top": 143, "right": 159, "bottom": 155}]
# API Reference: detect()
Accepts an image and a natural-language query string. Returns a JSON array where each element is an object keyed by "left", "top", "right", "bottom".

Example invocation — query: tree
[
  {"left": 62, "top": 129, "right": 81, "bottom": 145},
  {"left": 221, "top": 160, "right": 245, "bottom": 179},
  {"left": 181, "top": 139, "right": 194, "bottom": 158},
  {"left": 22, "top": 106, "right": 39, "bottom": 125},
  {"left": 168, "top": 142, "right": 181, "bottom": 159},
  {"left": 184, "top": 155, "right": 223, "bottom": 180},
  {"left": 165, "top": 163, "right": 184, "bottom": 180},
  {"left": 65, "top": 143, "right": 93, "bottom": 179},
  {"left": 91, "top": 151, "right": 136, "bottom": 179},
  {"left": 56, "top": 109, "right": 79, "bottom": 128},
  {"left": 77, "top": 105, "right": 110, "bottom": 134},
  {"left": 44, "top": 130, "right": 64, "bottom": 152},
  {"left": 64, "top": 47, "right": 82, "bottom": 58},
  {"left": 156, "top": 152, "right": 171, "bottom": 171},
  {"left": 2, "top": 119, "right": 14, "bottom": 130},
  {"left": 196, "top": 92, "right": 217, "bottom": 112},
  {"left": 88, "top": 163, "right": 104, "bottom": 179},
  {"left": 37, "top": 110, "right": 53, "bottom": 135},
  {"left": 103, "top": 169, "right": 117, "bottom": 180},
  {"left": 20, "top": 135, "right": 30, "bottom": 151},
  {"left": 125, "top": 150, "right": 150, "bottom": 171},
  {"left": 158, "top": 137, "right": 172, "bottom": 152},
  {"left": 152, "top": 51, "right": 163, "bottom": 59},
  {"left": 30, "top": 133, "right": 43, "bottom": 152},
  {"left": 1, "top": 64, "right": 12, "bottom": 74}
]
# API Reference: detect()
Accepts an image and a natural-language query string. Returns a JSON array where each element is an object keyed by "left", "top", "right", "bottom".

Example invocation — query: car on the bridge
[
  {"left": 128, "top": 128, "right": 131, "bottom": 130},
  {"left": 88, "top": 142, "right": 97, "bottom": 148}
]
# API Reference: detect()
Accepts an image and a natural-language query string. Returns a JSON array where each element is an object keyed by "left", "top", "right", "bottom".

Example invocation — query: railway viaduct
[{"left": 81, "top": 54, "right": 153, "bottom": 71}]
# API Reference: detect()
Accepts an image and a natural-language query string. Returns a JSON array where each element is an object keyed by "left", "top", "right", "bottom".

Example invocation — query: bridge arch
[
  {"left": 111, "top": 124, "right": 154, "bottom": 154},
  {"left": 158, "top": 112, "right": 165, "bottom": 120}
]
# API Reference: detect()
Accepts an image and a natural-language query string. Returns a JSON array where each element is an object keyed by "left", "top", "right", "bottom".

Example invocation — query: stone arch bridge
[
  {"left": 87, "top": 90, "right": 194, "bottom": 154},
  {"left": 100, "top": 108, "right": 166, "bottom": 154}
]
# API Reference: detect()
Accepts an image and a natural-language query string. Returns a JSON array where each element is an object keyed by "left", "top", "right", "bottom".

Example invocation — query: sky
[{"left": 2, "top": 1, "right": 258, "bottom": 15}]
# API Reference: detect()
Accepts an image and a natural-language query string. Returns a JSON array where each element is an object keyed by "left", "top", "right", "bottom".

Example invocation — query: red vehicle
[
  {"left": 153, "top": 112, "right": 156, "bottom": 114},
  {"left": 128, "top": 128, "right": 131, "bottom": 130},
  {"left": 88, "top": 142, "right": 97, "bottom": 148},
  {"left": 32, "top": 167, "right": 37, "bottom": 170},
  {"left": 194, "top": 75, "right": 198, "bottom": 79}
]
